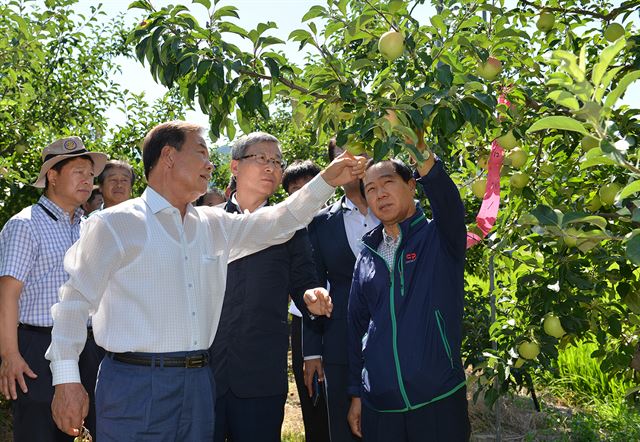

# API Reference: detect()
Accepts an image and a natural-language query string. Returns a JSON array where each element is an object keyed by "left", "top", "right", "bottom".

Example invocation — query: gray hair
[{"left": 231, "top": 132, "right": 280, "bottom": 160}]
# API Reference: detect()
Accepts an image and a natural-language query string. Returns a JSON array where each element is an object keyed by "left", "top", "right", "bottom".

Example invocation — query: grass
[{"left": 534, "top": 342, "right": 640, "bottom": 441}]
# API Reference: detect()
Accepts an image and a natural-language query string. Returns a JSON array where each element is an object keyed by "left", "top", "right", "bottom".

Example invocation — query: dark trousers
[
  {"left": 213, "top": 390, "right": 286, "bottom": 442},
  {"left": 361, "top": 387, "right": 470, "bottom": 442},
  {"left": 291, "top": 315, "right": 330, "bottom": 442},
  {"left": 11, "top": 326, "right": 104, "bottom": 442},
  {"left": 324, "top": 363, "right": 360, "bottom": 442},
  {"left": 96, "top": 351, "right": 215, "bottom": 441}
]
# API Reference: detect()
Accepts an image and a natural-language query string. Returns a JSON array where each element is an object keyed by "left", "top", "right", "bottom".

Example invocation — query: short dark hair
[
  {"left": 44, "top": 155, "right": 94, "bottom": 190},
  {"left": 87, "top": 187, "right": 102, "bottom": 203},
  {"left": 365, "top": 158, "right": 412, "bottom": 182},
  {"left": 327, "top": 138, "right": 339, "bottom": 162},
  {"left": 195, "top": 187, "right": 226, "bottom": 206},
  {"left": 142, "top": 121, "right": 203, "bottom": 179},
  {"left": 97, "top": 160, "right": 136, "bottom": 186},
  {"left": 282, "top": 160, "right": 321, "bottom": 194},
  {"left": 361, "top": 158, "right": 413, "bottom": 198}
]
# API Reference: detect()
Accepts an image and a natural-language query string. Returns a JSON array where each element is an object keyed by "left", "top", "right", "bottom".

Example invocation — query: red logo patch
[{"left": 405, "top": 252, "right": 417, "bottom": 263}]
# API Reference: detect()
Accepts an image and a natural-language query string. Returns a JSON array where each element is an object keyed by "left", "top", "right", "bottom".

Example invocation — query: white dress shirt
[
  {"left": 46, "top": 175, "right": 334, "bottom": 385},
  {"left": 342, "top": 197, "right": 379, "bottom": 256}
]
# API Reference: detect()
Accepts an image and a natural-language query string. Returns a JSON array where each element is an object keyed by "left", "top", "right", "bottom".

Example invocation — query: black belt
[
  {"left": 18, "top": 323, "right": 94, "bottom": 339},
  {"left": 107, "top": 352, "right": 209, "bottom": 368}
]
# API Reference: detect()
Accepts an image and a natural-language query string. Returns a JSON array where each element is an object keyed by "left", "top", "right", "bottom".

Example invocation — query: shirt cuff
[
  {"left": 304, "top": 355, "right": 322, "bottom": 361},
  {"left": 50, "top": 360, "right": 81, "bottom": 385},
  {"left": 347, "top": 385, "right": 361, "bottom": 397}
]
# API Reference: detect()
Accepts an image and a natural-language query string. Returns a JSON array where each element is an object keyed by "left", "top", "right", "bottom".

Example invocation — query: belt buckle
[{"left": 185, "top": 355, "right": 205, "bottom": 368}]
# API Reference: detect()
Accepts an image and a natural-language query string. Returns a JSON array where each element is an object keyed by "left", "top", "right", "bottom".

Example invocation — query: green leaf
[
  {"left": 430, "top": 14, "right": 446, "bottom": 36},
  {"left": 594, "top": 66, "right": 624, "bottom": 102},
  {"left": 129, "top": 0, "right": 152, "bottom": 10},
  {"left": 592, "top": 38, "right": 626, "bottom": 89},
  {"left": 562, "top": 214, "right": 608, "bottom": 230},
  {"left": 552, "top": 50, "right": 585, "bottom": 82},
  {"left": 546, "top": 90, "right": 580, "bottom": 111},
  {"left": 288, "top": 28, "right": 313, "bottom": 42},
  {"left": 302, "top": 5, "right": 327, "bottom": 22},
  {"left": 212, "top": 5, "right": 239, "bottom": 19},
  {"left": 219, "top": 21, "right": 248, "bottom": 38},
  {"left": 193, "top": 0, "right": 211, "bottom": 9},
  {"left": 576, "top": 230, "right": 607, "bottom": 253},
  {"left": 619, "top": 181, "right": 640, "bottom": 200},
  {"left": 604, "top": 70, "right": 640, "bottom": 109},
  {"left": 626, "top": 234, "right": 640, "bottom": 266},
  {"left": 531, "top": 205, "right": 561, "bottom": 226},
  {"left": 526, "top": 116, "right": 589, "bottom": 136}
]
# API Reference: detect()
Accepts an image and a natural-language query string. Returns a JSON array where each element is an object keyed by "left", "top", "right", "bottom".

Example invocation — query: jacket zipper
[{"left": 363, "top": 231, "right": 412, "bottom": 410}]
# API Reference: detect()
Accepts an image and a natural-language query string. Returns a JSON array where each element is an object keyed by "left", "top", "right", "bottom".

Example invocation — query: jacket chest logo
[{"left": 405, "top": 252, "right": 417, "bottom": 263}]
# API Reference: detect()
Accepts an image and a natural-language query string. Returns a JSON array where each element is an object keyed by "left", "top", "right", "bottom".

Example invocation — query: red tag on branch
[{"left": 466, "top": 140, "right": 505, "bottom": 249}]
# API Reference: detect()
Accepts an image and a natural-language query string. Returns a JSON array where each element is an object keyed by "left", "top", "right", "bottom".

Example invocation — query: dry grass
[{"left": 282, "top": 348, "right": 305, "bottom": 441}]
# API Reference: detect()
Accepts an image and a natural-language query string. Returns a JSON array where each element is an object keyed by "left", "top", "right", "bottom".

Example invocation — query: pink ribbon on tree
[{"left": 466, "top": 140, "right": 505, "bottom": 249}]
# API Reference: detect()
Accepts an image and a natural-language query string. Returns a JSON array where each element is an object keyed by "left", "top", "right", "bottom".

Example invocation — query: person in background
[
  {"left": 0, "top": 137, "right": 107, "bottom": 441},
  {"left": 282, "top": 160, "right": 330, "bottom": 442},
  {"left": 81, "top": 186, "right": 103, "bottom": 214},
  {"left": 347, "top": 151, "right": 470, "bottom": 441},
  {"left": 46, "top": 121, "right": 363, "bottom": 440},
  {"left": 195, "top": 187, "right": 226, "bottom": 206},
  {"left": 96, "top": 159, "right": 136, "bottom": 209},
  {"left": 304, "top": 139, "right": 379, "bottom": 442}
]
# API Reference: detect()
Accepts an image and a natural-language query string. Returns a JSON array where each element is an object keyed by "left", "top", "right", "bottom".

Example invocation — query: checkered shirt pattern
[
  {"left": 0, "top": 196, "right": 82, "bottom": 326},
  {"left": 378, "top": 228, "right": 400, "bottom": 269}
]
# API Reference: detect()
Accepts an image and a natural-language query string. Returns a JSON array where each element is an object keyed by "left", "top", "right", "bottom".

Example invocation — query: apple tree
[{"left": 127, "top": 0, "right": 640, "bottom": 404}]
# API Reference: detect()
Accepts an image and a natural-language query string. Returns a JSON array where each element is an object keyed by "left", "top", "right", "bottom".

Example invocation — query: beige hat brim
[{"left": 33, "top": 151, "right": 109, "bottom": 188}]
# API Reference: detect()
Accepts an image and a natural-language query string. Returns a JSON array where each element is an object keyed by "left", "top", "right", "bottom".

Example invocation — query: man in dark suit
[
  {"left": 209, "top": 132, "right": 322, "bottom": 442},
  {"left": 304, "top": 139, "right": 379, "bottom": 441}
]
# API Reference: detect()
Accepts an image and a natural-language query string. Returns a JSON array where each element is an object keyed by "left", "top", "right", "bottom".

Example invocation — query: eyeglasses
[{"left": 240, "top": 154, "right": 286, "bottom": 170}]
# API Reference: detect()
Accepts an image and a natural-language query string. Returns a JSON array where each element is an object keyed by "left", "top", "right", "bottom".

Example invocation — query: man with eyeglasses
[{"left": 208, "top": 132, "right": 322, "bottom": 442}]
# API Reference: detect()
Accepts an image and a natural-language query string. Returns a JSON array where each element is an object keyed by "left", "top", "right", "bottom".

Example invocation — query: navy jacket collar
[{"left": 362, "top": 205, "right": 427, "bottom": 249}]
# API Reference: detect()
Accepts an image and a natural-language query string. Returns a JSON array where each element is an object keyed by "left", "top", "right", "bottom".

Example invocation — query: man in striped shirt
[{"left": 0, "top": 137, "right": 108, "bottom": 441}]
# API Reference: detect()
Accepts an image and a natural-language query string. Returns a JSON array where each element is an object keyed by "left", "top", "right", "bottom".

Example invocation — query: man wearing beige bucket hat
[{"left": 0, "top": 136, "right": 108, "bottom": 441}]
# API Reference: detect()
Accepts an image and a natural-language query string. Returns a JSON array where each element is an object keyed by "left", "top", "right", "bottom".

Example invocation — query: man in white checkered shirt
[{"left": 0, "top": 137, "right": 108, "bottom": 441}]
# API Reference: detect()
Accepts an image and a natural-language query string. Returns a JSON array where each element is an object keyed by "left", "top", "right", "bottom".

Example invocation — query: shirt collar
[
  {"left": 38, "top": 195, "right": 83, "bottom": 224},
  {"left": 230, "top": 192, "right": 268, "bottom": 213},
  {"left": 382, "top": 228, "right": 399, "bottom": 246},
  {"left": 142, "top": 186, "right": 186, "bottom": 215}
]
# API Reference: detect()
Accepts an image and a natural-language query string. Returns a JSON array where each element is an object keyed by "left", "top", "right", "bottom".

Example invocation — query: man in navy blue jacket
[
  {"left": 304, "top": 139, "right": 378, "bottom": 442},
  {"left": 347, "top": 151, "right": 470, "bottom": 441}
]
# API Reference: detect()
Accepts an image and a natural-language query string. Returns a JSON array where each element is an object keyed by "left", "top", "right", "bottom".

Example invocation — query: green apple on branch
[
  {"left": 378, "top": 30, "right": 404, "bottom": 61},
  {"left": 476, "top": 56, "right": 502, "bottom": 81},
  {"left": 536, "top": 11, "right": 555, "bottom": 32},
  {"left": 518, "top": 341, "right": 541, "bottom": 360},
  {"left": 543, "top": 314, "right": 566, "bottom": 339}
]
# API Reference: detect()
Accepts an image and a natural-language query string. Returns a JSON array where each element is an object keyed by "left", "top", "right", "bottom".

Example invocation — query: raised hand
[{"left": 320, "top": 151, "right": 367, "bottom": 187}]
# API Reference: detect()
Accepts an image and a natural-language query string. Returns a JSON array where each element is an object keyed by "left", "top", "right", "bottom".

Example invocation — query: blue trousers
[
  {"left": 96, "top": 352, "right": 215, "bottom": 441},
  {"left": 213, "top": 390, "right": 286, "bottom": 442},
  {"left": 361, "top": 387, "right": 470, "bottom": 442}
]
